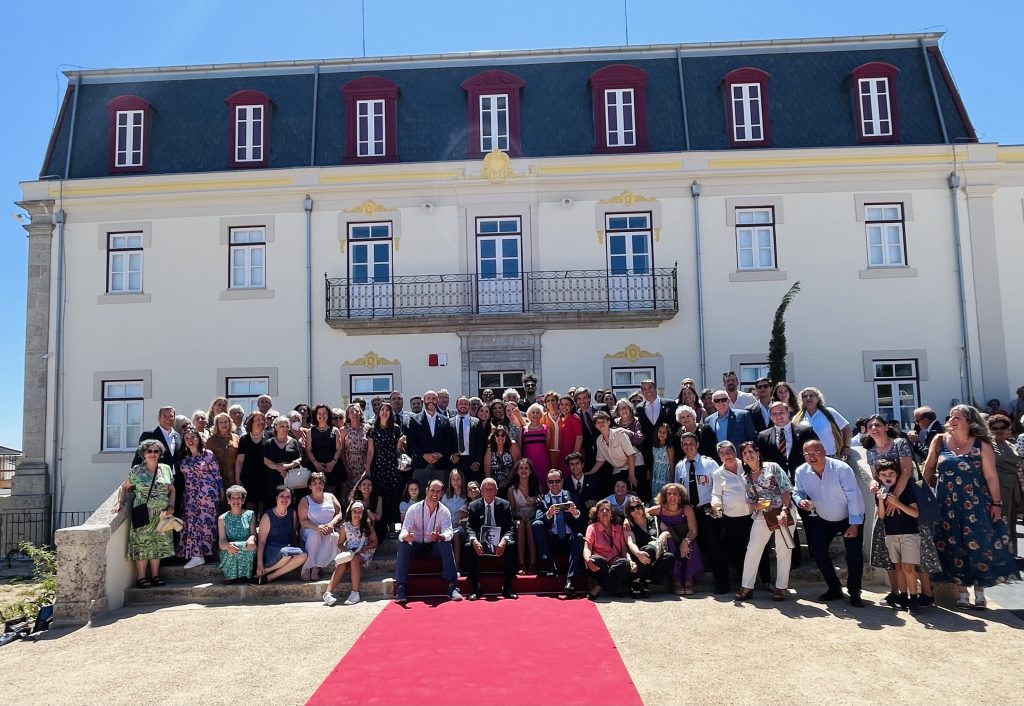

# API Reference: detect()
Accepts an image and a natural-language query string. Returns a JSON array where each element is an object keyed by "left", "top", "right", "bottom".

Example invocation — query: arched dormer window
[
  {"left": 589, "top": 65, "right": 650, "bottom": 154},
  {"left": 342, "top": 77, "right": 400, "bottom": 164},
  {"left": 461, "top": 70, "right": 526, "bottom": 158},
  {"left": 107, "top": 95, "right": 152, "bottom": 173},
  {"left": 851, "top": 62, "right": 901, "bottom": 143},
  {"left": 723, "top": 67, "right": 772, "bottom": 147},
  {"left": 226, "top": 90, "right": 271, "bottom": 168}
]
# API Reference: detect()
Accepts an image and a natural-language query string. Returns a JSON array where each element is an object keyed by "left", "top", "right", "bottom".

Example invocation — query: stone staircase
[{"left": 123, "top": 534, "right": 875, "bottom": 607}]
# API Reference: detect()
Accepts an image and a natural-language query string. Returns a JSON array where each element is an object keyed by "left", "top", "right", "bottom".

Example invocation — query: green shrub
[{"left": 0, "top": 542, "right": 56, "bottom": 622}]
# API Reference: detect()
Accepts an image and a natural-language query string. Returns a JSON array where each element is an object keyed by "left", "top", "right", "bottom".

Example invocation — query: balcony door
[
  {"left": 348, "top": 222, "right": 393, "bottom": 317},
  {"left": 476, "top": 217, "right": 523, "bottom": 314},
  {"left": 606, "top": 213, "right": 653, "bottom": 310}
]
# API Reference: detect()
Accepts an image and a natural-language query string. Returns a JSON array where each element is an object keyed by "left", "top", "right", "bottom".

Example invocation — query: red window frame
[
  {"left": 226, "top": 90, "right": 271, "bottom": 168},
  {"left": 589, "top": 64, "right": 650, "bottom": 154},
  {"left": 851, "top": 62, "right": 901, "bottom": 144},
  {"left": 107, "top": 95, "right": 152, "bottom": 174},
  {"left": 461, "top": 70, "right": 526, "bottom": 158},
  {"left": 341, "top": 76, "right": 400, "bottom": 164},
  {"left": 722, "top": 67, "right": 772, "bottom": 148}
]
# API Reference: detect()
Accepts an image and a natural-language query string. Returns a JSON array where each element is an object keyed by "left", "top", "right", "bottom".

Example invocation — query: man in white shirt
[
  {"left": 793, "top": 440, "right": 866, "bottom": 607},
  {"left": 675, "top": 432, "right": 730, "bottom": 594},
  {"left": 449, "top": 395, "right": 484, "bottom": 484},
  {"left": 394, "top": 479, "right": 462, "bottom": 603},
  {"left": 723, "top": 371, "right": 757, "bottom": 409},
  {"left": 464, "top": 478, "right": 518, "bottom": 600}
]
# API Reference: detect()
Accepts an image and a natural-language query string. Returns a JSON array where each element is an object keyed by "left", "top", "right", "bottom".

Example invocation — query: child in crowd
[
  {"left": 399, "top": 480, "right": 422, "bottom": 527},
  {"left": 875, "top": 458, "right": 921, "bottom": 613}
]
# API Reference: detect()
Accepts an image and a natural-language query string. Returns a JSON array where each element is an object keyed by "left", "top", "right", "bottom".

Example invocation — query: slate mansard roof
[{"left": 40, "top": 32, "right": 976, "bottom": 178}]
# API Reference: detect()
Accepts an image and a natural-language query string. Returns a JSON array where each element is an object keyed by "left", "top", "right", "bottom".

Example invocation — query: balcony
[{"left": 325, "top": 267, "right": 679, "bottom": 334}]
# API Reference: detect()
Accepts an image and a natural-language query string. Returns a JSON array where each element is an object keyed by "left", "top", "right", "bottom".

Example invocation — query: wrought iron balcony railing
[{"left": 325, "top": 266, "right": 678, "bottom": 321}]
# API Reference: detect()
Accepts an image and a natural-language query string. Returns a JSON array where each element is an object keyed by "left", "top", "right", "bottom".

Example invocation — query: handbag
[
  {"left": 911, "top": 467, "right": 940, "bottom": 524},
  {"left": 284, "top": 467, "right": 311, "bottom": 490},
  {"left": 130, "top": 469, "right": 159, "bottom": 529}
]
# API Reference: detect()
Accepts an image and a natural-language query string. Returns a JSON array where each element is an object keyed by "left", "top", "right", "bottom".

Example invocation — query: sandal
[
  {"left": 135, "top": 578, "right": 152, "bottom": 589},
  {"left": 150, "top": 576, "right": 165, "bottom": 587}
]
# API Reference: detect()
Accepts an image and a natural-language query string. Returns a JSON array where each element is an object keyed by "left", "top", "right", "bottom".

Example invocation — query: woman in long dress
[{"left": 113, "top": 439, "right": 176, "bottom": 588}]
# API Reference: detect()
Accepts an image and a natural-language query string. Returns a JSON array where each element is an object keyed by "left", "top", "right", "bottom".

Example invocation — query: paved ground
[{"left": 0, "top": 582, "right": 1021, "bottom": 706}]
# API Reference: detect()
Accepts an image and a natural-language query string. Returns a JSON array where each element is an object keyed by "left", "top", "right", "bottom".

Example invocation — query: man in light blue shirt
[
  {"left": 793, "top": 439, "right": 866, "bottom": 607},
  {"left": 394, "top": 479, "right": 462, "bottom": 604}
]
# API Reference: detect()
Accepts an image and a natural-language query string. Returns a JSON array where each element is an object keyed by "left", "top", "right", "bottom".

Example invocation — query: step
[{"left": 124, "top": 573, "right": 395, "bottom": 606}]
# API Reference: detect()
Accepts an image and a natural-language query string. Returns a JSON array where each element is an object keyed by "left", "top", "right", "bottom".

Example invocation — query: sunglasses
[
  {"left": 756, "top": 384, "right": 771, "bottom": 389},
  {"left": 547, "top": 479, "right": 562, "bottom": 485},
  {"left": 712, "top": 398, "right": 728, "bottom": 403},
  {"left": 145, "top": 449, "right": 162, "bottom": 455},
  {"left": 990, "top": 424, "right": 1009, "bottom": 431}
]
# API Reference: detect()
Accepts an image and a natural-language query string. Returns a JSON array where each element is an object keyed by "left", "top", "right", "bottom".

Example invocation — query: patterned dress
[
  {"left": 218, "top": 510, "right": 256, "bottom": 580},
  {"left": 651, "top": 446, "right": 671, "bottom": 496},
  {"left": 866, "top": 438, "right": 941, "bottom": 572},
  {"left": 342, "top": 424, "right": 370, "bottom": 502},
  {"left": 933, "top": 439, "right": 1019, "bottom": 586},
  {"left": 126, "top": 464, "right": 176, "bottom": 561},
  {"left": 341, "top": 520, "right": 376, "bottom": 564},
  {"left": 178, "top": 450, "right": 222, "bottom": 559},
  {"left": 489, "top": 448, "right": 517, "bottom": 491},
  {"left": 368, "top": 424, "right": 403, "bottom": 528}
]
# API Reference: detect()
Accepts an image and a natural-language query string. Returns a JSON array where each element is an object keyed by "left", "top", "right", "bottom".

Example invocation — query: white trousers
[{"left": 741, "top": 514, "right": 792, "bottom": 590}]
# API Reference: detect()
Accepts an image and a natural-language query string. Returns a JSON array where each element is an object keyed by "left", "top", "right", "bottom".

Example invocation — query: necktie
[
  {"left": 647, "top": 402, "right": 656, "bottom": 424},
  {"left": 554, "top": 494, "right": 567, "bottom": 538},
  {"left": 458, "top": 416, "right": 466, "bottom": 454},
  {"left": 485, "top": 502, "right": 494, "bottom": 526},
  {"left": 688, "top": 459, "right": 699, "bottom": 507},
  {"left": 575, "top": 480, "right": 583, "bottom": 495},
  {"left": 778, "top": 427, "right": 787, "bottom": 459}
]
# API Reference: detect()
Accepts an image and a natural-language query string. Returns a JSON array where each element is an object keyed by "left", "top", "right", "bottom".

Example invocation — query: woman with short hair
[
  {"left": 113, "top": 439, "right": 175, "bottom": 588},
  {"left": 218, "top": 485, "right": 257, "bottom": 584},
  {"left": 255, "top": 485, "right": 307, "bottom": 584},
  {"left": 235, "top": 411, "right": 268, "bottom": 512},
  {"left": 583, "top": 499, "right": 633, "bottom": 600},
  {"left": 297, "top": 471, "right": 343, "bottom": 581},
  {"left": 263, "top": 417, "right": 305, "bottom": 508}
]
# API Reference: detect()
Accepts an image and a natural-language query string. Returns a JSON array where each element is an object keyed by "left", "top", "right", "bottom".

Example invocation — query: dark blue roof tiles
[{"left": 41, "top": 43, "right": 975, "bottom": 179}]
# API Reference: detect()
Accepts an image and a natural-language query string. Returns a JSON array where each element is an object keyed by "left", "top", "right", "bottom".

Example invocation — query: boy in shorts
[{"left": 875, "top": 458, "right": 921, "bottom": 613}]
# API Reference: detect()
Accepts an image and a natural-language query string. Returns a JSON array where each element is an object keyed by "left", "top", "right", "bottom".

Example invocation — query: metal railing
[
  {"left": 1, "top": 511, "right": 92, "bottom": 562},
  {"left": 325, "top": 266, "right": 678, "bottom": 320}
]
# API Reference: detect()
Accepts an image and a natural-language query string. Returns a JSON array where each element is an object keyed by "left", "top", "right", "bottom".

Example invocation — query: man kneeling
[
  {"left": 464, "top": 478, "right": 519, "bottom": 600},
  {"left": 394, "top": 479, "right": 462, "bottom": 603}
]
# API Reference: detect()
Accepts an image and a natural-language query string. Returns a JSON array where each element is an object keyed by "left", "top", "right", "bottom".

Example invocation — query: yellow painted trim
[
  {"left": 321, "top": 170, "right": 463, "bottom": 184},
  {"left": 998, "top": 147, "right": 1024, "bottom": 162},
  {"left": 50, "top": 177, "right": 294, "bottom": 197},
  {"left": 708, "top": 152, "right": 966, "bottom": 169},
  {"left": 536, "top": 161, "right": 682, "bottom": 176}
]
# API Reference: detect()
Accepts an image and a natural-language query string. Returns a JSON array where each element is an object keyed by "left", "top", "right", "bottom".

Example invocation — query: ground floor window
[
  {"left": 350, "top": 374, "right": 394, "bottom": 401},
  {"left": 227, "top": 376, "right": 270, "bottom": 415},
  {"left": 873, "top": 359, "right": 919, "bottom": 428},
  {"left": 102, "top": 381, "right": 144, "bottom": 451},
  {"left": 479, "top": 371, "right": 524, "bottom": 399},
  {"left": 610, "top": 367, "right": 655, "bottom": 399}
]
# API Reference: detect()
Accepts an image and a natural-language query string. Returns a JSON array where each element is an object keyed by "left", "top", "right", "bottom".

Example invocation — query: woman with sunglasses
[
  {"left": 989, "top": 412, "right": 1023, "bottom": 557},
  {"left": 484, "top": 425, "right": 521, "bottom": 494},
  {"left": 583, "top": 500, "right": 633, "bottom": 600},
  {"left": 735, "top": 442, "right": 792, "bottom": 602},
  {"left": 624, "top": 499, "right": 675, "bottom": 597},
  {"left": 113, "top": 439, "right": 176, "bottom": 588},
  {"left": 648, "top": 482, "right": 702, "bottom": 595}
]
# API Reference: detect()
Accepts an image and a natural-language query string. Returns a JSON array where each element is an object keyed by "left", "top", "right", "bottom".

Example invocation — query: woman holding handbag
[
  {"left": 113, "top": 439, "right": 176, "bottom": 588},
  {"left": 263, "top": 417, "right": 306, "bottom": 507},
  {"left": 735, "top": 442, "right": 794, "bottom": 602}
]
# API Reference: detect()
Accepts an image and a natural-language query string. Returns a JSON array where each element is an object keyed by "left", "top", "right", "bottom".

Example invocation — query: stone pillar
[{"left": 4, "top": 200, "right": 55, "bottom": 512}]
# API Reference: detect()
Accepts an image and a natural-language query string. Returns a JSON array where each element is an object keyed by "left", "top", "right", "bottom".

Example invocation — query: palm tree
[{"left": 768, "top": 281, "right": 801, "bottom": 384}]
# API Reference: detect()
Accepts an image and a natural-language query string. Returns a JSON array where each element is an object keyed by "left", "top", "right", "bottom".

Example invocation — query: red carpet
[{"left": 306, "top": 595, "right": 643, "bottom": 706}]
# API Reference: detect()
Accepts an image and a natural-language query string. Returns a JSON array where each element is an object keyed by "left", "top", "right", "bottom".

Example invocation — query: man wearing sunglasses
[
  {"left": 532, "top": 469, "right": 586, "bottom": 596},
  {"left": 746, "top": 377, "right": 774, "bottom": 433},
  {"left": 704, "top": 390, "right": 757, "bottom": 463}
]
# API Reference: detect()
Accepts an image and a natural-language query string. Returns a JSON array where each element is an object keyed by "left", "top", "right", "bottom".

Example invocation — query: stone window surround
[
  {"left": 219, "top": 215, "right": 276, "bottom": 300},
  {"left": 337, "top": 208, "right": 403, "bottom": 256},
  {"left": 861, "top": 350, "right": 929, "bottom": 382},
  {"left": 216, "top": 366, "right": 280, "bottom": 401},
  {"left": 854, "top": 192, "right": 916, "bottom": 279},
  {"left": 340, "top": 362, "right": 402, "bottom": 406},
  {"left": 727, "top": 353, "right": 796, "bottom": 387},
  {"left": 96, "top": 221, "right": 152, "bottom": 305},
  {"left": 603, "top": 349, "right": 665, "bottom": 397},
  {"left": 91, "top": 369, "right": 153, "bottom": 463},
  {"left": 725, "top": 196, "right": 788, "bottom": 282}
]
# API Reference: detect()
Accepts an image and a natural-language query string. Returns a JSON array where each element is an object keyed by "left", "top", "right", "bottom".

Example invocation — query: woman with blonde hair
[{"left": 793, "top": 387, "right": 852, "bottom": 460}]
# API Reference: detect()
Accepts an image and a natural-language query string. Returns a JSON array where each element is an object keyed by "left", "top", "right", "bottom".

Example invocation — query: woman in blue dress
[{"left": 923, "top": 405, "right": 1019, "bottom": 609}]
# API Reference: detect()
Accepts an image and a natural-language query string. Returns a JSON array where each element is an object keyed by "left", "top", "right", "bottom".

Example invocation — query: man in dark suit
[
  {"left": 464, "top": 478, "right": 518, "bottom": 599},
  {"left": 574, "top": 387, "right": 607, "bottom": 469},
  {"left": 389, "top": 390, "right": 413, "bottom": 434},
  {"left": 532, "top": 469, "right": 587, "bottom": 595},
  {"left": 703, "top": 391, "right": 757, "bottom": 462},
  {"left": 908, "top": 405, "right": 943, "bottom": 463},
  {"left": 636, "top": 378, "right": 679, "bottom": 465},
  {"left": 133, "top": 405, "right": 184, "bottom": 521},
  {"left": 746, "top": 377, "right": 774, "bottom": 433},
  {"left": 756, "top": 401, "right": 819, "bottom": 566},
  {"left": 756, "top": 402, "right": 819, "bottom": 477},
  {"left": 564, "top": 452, "right": 602, "bottom": 511},
  {"left": 406, "top": 390, "right": 456, "bottom": 489},
  {"left": 448, "top": 395, "right": 485, "bottom": 485}
]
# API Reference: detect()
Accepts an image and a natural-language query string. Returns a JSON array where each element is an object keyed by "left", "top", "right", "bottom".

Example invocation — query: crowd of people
[{"left": 114, "top": 372, "right": 1021, "bottom": 610}]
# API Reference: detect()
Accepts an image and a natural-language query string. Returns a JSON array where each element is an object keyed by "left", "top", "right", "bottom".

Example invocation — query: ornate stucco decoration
[
  {"left": 598, "top": 190, "right": 658, "bottom": 208},
  {"left": 604, "top": 344, "right": 660, "bottom": 363},
  {"left": 339, "top": 200, "right": 400, "bottom": 253},
  {"left": 343, "top": 351, "right": 399, "bottom": 370},
  {"left": 479, "top": 149, "right": 516, "bottom": 184}
]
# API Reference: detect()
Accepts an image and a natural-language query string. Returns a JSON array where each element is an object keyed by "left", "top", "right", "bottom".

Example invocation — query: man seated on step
[
  {"left": 463, "top": 478, "right": 519, "bottom": 600},
  {"left": 394, "top": 479, "right": 463, "bottom": 603},
  {"left": 532, "top": 469, "right": 586, "bottom": 597}
]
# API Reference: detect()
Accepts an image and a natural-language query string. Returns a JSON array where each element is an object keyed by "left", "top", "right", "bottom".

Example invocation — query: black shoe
[
  {"left": 849, "top": 594, "right": 865, "bottom": 608},
  {"left": 818, "top": 589, "right": 845, "bottom": 602},
  {"left": 917, "top": 594, "right": 934, "bottom": 607},
  {"left": 713, "top": 586, "right": 732, "bottom": 596},
  {"left": 395, "top": 584, "right": 408, "bottom": 604},
  {"left": 468, "top": 586, "right": 484, "bottom": 601},
  {"left": 883, "top": 591, "right": 899, "bottom": 609},
  {"left": 564, "top": 579, "right": 576, "bottom": 597},
  {"left": 542, "top": 560, "right": 557, "bottom": 578},
  {"left": 502, "top": 587, "right": 518, "bottom": 600}
]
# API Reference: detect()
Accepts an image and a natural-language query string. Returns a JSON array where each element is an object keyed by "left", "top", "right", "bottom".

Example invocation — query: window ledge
[
  {"left": 220, "top": 288, "right": 275, "bottom": 301},
  {"left": 97, "top": 293, "right": 151, "bottom": 304},
  {"left": 92, "top": 451, "right": 134, "bottom": 464},
  {"left": 729, "top": 270, "right": 787, "bottom": 282},
  {"left": 859, "top": 267, "right": 918, "bottom": 280}
]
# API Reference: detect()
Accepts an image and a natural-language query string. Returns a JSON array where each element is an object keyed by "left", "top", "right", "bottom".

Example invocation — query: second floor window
[
  {"left": 604, "top": 88, "right": 636, "bottom": 147},
  {"left": 851, "top": 62, "right": 901, "bottom": 143},
  {"left": 357, "top": 99, "right": 386, "bottom": 157},
  {"left": 342, "top": 77, "right": 399, "bottom": 164},
  {"left": 735, "top": 208, "right": 776, "bottom": 270},
  {"left": 479, "top": 94, "right": 509, "bottom": 152},
  {"left": 229, "top": 227, "right": 266, "bottom": 288},
  {"left": 865, "top": 204, "right": 906, "bottom": 267},
  {"left": 107, "top": 232, "right": 143, "bottom": 293},
  {"left": 731, "top": 84, "right": 763, "bottom": 142},
  {"left": 590, "top": 64, "right": 650, "bottom": 154}
]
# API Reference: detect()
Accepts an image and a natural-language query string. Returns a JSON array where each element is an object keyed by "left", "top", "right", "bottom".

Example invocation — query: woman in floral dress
[
  {"left": 218, "top": 484, "right": 257, "bottom": 583},
  {"left": 923, "top": 404, "right": 1020, "bottom": 609},
  {"left": 367, "top": 402, "right": 403, "bottom": 534},
  {"left": 113, "top": 439, "right": 176, "bottom": 587},
  {"left": 341, "top": 403, "right": 371, "bottom": 503},
  {"left": 178, "top": 428, "right": 222, "bottom": 568}
]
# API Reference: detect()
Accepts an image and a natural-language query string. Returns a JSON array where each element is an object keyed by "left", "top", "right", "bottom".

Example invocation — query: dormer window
[
  {"left": 851, "top": 62, "right": 901, "bottom": 143},
  {"left": 461, "top": 70, "right": 525, "bottom": 158},
  {"left": 342, "top": 77, "right": 400, "bottom": 164},
  {"left": 723, "top": 67, "right": 772, "bottom": 147},
  {"left": 226, "top": 90, "right": 271, "bottom": 168},
  {"left": 107, "top": 95, "right": 152, "bottom": 173},
  {"left": 589, "top": 65, "right": 650, "bottom": 154}
]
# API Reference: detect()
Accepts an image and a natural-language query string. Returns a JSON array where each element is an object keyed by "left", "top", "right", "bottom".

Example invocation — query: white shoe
[
  {"left": 184, "top": 557, "right": 205, "bottom": 569},
  {"left": 322, "top": 591, "right": 337, "bottom": 606},
  {"left": 344, "top": 591, "right": 360, "bottom": 605}
]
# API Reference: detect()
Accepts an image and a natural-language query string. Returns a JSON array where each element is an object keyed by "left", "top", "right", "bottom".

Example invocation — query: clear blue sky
[{"left": 0, "top": 0, "right": 1021, "bottom": 450}]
